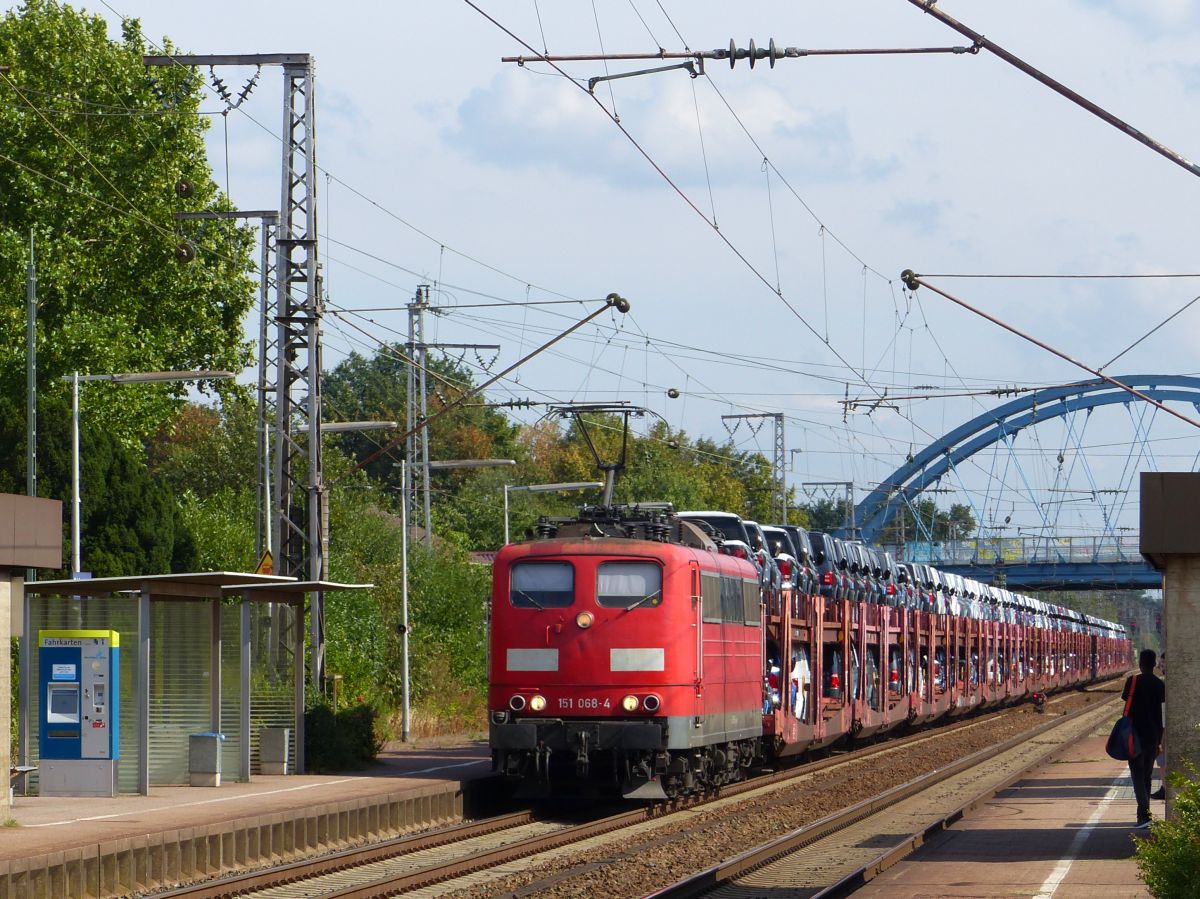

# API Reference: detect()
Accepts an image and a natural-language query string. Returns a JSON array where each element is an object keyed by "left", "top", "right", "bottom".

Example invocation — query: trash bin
[
  {"left": 260, "top": 727, "right": 290, "bottom": 775},
  {"left": 189, "top": 732, "right": 225, "bottom": 787}
]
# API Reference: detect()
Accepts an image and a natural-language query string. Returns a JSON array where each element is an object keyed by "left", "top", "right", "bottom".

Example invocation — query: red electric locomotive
[
  {"left": 489, "top": 502, "right": 1132, "bottom": 801},
  {"left": 489, "top": 503, "right": 764, "bottom": 799}
]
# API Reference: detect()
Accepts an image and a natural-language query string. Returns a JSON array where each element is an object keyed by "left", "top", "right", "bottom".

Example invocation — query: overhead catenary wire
[
  {"left": 462, "top": 0, "right": 892, "bottom": 407},
  {"left": 908, "top": 0, "right": 1200, "bottom": 179},
  {"left": 1099, "top": 293, "right": 1200, "bottom": 372},
  {"left": 903, "top": 271, "right": 1200, "bottom": 431},
  {"left": 919, "top": 272, "right": 1200, "bottom": 280},
  {"left": 87, "top": 0, "right": 1171, "bottom": 536},
  {"left": 331, "top": 300, "right": 903, "bottom": 468},
  {"left": 99, "top": 0, "right": 977, "bottom": 477},
  {"left": 334, "top": 294, "right": 632, "bottom": 483},
  {"left": 326, "top": 309, "right": 803, "bottom": 474}
]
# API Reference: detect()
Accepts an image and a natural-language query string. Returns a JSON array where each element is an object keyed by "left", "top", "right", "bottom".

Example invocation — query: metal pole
[
  {"left": 294, "top": 595, "right": 305, "bottom": 773},
  {"left": 255, "top": 221, "right": 274, "bottom": 560},
  {"left": 418, "top": 290, "right": 432, "bottom": 547},
  {"left": 19, "top": 229, "right": 35, "bottom": 778},
  {"left": 71, "top": 371, "right": 80, "bottom": 576},
  {"left": 210, "top": 599, "right": 222, "bottom": 734},
  {"left": 18, "top": 586, "right": 30, "bottom": 780},
  {"left": 400, "top": 460, "right": 411, "bottom": 742},
  {"left": 774, "top": 413, "right": 786, "bottom": 524},
  {"left": 25, "top": 229, "right": 35, "bottom": 507},
  {"left": 849, "top": 482, "right": 856, "bottom": 537},
  {"left": 239, "top": 598, "right": 251, "bottom": 782},
  {"left": 503, "top": 484, "right": 510, "bottom": 545},
  {"left": 405, "top": 299, "right": 417, "bottom": 542},
  {"left": 137, "top": 589, "right": 150, "bottom": 795}
]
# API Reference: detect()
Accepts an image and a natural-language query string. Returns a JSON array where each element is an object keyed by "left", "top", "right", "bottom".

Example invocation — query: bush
[
  {"left": 303, "top": 700, "right": 383, "bottom": 773},
  {"left": 1136, "top": 763, "right": 1200, "bottom": 897}
]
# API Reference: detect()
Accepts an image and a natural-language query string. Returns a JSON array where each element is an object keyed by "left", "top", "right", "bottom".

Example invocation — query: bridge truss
[{"left": 850, "top": 375, "right": 1200, "bottom": 588}]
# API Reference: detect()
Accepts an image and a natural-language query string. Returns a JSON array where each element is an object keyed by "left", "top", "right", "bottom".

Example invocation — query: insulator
[
  {"left": 174, "top": 241, "right": 196, "bottom": 264},
  {"left": 175, "top": 178, "right": 194, "bottom": 199},
  {"left": 209, "top": 68, "right": 233, "bottom": 104}
]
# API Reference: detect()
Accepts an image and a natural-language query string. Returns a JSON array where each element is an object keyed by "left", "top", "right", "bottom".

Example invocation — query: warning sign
[{"left": 255, "top": 550, "right": 273, "bottom": 575}]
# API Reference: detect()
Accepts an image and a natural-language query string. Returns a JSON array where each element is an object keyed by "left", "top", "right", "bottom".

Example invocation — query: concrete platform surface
[
  {"left": 856, "top": 725, "right": 1159, "bottom": 898},
  {"left": 3, "top": 738, "right": 491, "bottom": 861}
]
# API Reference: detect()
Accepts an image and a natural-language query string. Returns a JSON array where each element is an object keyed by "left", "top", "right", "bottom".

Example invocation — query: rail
[
  {"left": 647, "top": 696, "right": 1119, "bottom": 898},
  {"left": 153, "top": 691, "right": 1110, "bottom": 898}
]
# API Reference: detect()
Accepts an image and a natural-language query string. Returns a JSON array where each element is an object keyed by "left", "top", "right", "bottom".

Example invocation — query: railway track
[
  {"left": 151, "top": 683, "right": 1118, "bottom": 898},
  {"left": 650, "top": 696, "right": 1120, "bottom": 898}
]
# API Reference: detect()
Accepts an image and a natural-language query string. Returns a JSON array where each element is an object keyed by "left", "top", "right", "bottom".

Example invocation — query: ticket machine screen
[{"left": 47, "top": 683, "right": 80, "bottom": 723}]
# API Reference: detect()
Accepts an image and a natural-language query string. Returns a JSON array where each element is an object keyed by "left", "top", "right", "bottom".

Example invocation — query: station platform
[
  {"left": 1, "top": 737, "right": 492, "bottom": 898},
  {"left": 857, "top": 725, "right": 1158, "bottom": 898}
]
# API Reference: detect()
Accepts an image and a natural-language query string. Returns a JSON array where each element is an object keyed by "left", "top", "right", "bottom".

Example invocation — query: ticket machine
[{"left": 38, "top": 629, "right": 119, "bottom": 797}]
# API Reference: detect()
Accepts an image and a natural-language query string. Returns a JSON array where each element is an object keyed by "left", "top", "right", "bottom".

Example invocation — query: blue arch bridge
[{"left": 836, "top": 375, "right": 1199, "bottom": 591}]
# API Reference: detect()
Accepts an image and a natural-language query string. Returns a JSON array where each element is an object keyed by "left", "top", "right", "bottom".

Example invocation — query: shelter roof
[
  {"left": 220, "top": 580, "right": 374, "bottom": 603},
  {"left": 28, "top": 571, "right": 298, "bottom": 599}
]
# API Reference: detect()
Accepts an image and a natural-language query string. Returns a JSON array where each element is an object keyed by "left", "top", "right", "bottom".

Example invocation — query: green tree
[
  {"left": 878, "top": 498, "right": 977, "bottom": 543},
  {"left": 322, "top": 346, "right": 519, "bottom": 489},
  {"left": 0, "top": 1, "right": 255, "bottom": 441},
  {"left": 149, "top": 397, "right": 258, "bottom": 500},
  {"left": 803, "top": 497, "right": 854, "bottom": 532},
  {"left": 0, "top": 393, "right": 196, "bottom": 576},
  {"left": 944, "top": 503, "right": 977, "bottom": 539}
]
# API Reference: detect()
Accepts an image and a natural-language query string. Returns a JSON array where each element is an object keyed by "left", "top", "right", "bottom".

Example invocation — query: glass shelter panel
[
  {"left": 26, "top": 592, "right": 297, "bottom": 791},
  {"left": 248, "top": 601, "right": 298, "bottom": 774}
]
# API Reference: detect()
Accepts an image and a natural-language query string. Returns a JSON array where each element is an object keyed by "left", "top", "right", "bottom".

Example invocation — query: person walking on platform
[
  {"left": 1151, "top": 652, "right": 1167, "bottom": 801},
  {"left": 1123, "top": 648, "right": 1166, "bottom": 827}
]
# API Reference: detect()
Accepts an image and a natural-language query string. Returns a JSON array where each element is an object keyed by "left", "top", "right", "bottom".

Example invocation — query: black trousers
[{"left": 1128, "top": 749, "right": 1156, "bottom": 819}]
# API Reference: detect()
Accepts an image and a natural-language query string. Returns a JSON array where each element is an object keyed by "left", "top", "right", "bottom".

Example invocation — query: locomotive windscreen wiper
[
  {"left": 513, "top": 589, "right": 546, "bottom": 611},
  {"left": 623, "top": 590, "right": 661, "bottom": 612}
]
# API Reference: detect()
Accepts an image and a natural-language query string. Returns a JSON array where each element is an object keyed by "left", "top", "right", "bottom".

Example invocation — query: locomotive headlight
[
  {"left": 575, "top": 611, "right": 594, "bottom": 629},
  {"left": 621, "top": 694, "right": 640, "bottom": 712},
  {"left": 529, "top": 694, "right": 547, "bottom": 712},
  {"left": 642, "top": 694, "right": 661, "bottom": 712},
  {"left": 509, "top": 695, "right": 526, "bottom": 711}
]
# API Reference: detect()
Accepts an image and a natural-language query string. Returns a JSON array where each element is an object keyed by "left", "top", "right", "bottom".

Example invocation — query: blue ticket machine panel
[{"left": 38, "top": 630, "right": 119, "bottom": 797}]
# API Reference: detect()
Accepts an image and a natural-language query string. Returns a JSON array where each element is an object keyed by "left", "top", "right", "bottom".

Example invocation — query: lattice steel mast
[
  {"left": 272, "top": 57, "right": 324, "bottom": 688},
  {"left": 405, "top": 285, "right": 501, "bottom": 547},
  {"left": 722, "top": 412, "right": 786, "bottom": 523},
  {"left": 145, "top": 53, "right": 324, "bottom": 684}
]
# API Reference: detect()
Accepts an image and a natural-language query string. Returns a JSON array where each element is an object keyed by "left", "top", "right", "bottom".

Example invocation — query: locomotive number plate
[{"left": 557, "top": 697, "right": 612, "bottom": 710}]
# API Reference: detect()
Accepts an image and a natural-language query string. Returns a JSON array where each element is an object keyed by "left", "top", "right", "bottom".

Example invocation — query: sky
[{"left": 87, "top": 0, "right": 1200, "bottom": 542}]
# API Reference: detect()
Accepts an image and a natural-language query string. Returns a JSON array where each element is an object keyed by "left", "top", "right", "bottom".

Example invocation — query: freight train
[{"left": 488, "top": 503, "right": 1130, "bottom": 800}]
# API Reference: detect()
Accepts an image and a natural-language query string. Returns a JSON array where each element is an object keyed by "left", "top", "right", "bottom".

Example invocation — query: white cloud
[{"left": 445, "top": 71, "right": 868, "bottom": 190}]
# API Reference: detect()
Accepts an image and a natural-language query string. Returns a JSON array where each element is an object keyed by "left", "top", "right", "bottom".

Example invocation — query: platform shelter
[{"left": 22, "top": 572, "right": 371, "bottom": 795}]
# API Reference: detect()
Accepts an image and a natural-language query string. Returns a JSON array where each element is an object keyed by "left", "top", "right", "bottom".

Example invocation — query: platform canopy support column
[{"left": 1140, "top": 471, "right": 1200, "bottom": 820}]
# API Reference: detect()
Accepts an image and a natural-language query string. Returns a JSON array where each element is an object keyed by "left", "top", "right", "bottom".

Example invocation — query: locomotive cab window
[
  {"left": 597, "top": 561, "right": 663, "bottom": 609},
  {"left": 510, "top": 562, "right": 574, "bottom": 608}
]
